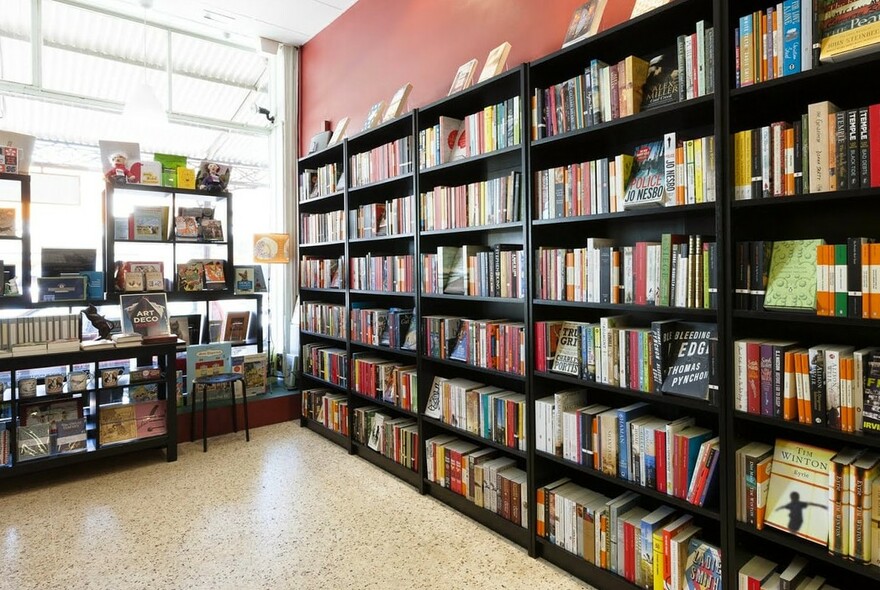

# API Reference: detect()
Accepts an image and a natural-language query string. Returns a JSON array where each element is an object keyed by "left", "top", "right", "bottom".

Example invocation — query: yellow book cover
[
  {"left": 652, "top": 529, "right": 665, "bottom": 590},
  {"left": 820, "top": 17, "right": 880, "bottom": 64},
  {"left": 694, "top": 137, "right": 704, "bottom": 203},
  {"left": 764, "top": 438, "right": 835, "bottom": 545},
  {"left": 177, "top": 167, "right": 196, "bottom": 189}
]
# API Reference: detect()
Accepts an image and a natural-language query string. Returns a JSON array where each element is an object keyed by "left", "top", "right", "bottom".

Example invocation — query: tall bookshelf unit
[
  {"left": 297, "top": 0, "right": 880, "bottom": 586},
  {"left": 0, "top": 172, "right": 32, "bottom": 306}
]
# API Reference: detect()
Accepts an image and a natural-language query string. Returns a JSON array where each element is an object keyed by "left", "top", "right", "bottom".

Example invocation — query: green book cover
[
  {"left": 834, "top": 244, "right": 847, "bottom": 317},
  {"left": 659, "top": 234, "right": 686, "bottom": 307},
  {"left": 763, "top": 239, "right": 823, "bottom": 311}
]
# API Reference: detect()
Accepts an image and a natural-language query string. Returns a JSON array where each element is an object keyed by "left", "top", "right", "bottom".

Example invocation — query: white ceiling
[{"left": 85, "top": 0, "right": 358, "bottom": 47}]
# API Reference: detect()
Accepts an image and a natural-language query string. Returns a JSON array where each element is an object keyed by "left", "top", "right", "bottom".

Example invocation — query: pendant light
[{"left": 123, "top": 0, "right": 166, "bottom": 124}]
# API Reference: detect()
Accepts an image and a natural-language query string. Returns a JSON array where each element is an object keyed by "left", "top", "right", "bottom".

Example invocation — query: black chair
[{"left": 190, "top": 373, "right": 249, "bottom": 452}]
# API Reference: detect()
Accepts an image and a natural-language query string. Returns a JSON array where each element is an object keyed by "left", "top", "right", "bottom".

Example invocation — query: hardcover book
[
  {"left": 383, "top": 83, "right": 413, "bottom": 122},
  {"left": 448, "top": 59, "right": 478, "bottom": 96},
  {"left": 99, "top": 404, "right": 137, "bottom": 445},
  {"left": 243, "top": 353, "right": 268, "bottom": 395},
  {"left": 203, "top": 260, "right": 226, "bottom": 287},
  {"left": 177, "top": 262, "right": 204, "bottom": 291},
  {"left": 623, "top": 141, "right": 666, "bottom": 208},
  {"left": 329, "top": 117, "right": 350, "bottom": 145},
  {"left": 221, "top": 311, "right": 250, "bottom": 342},
  {"left": 763, "top": 239, "right": 823, "bottom": 311},
  {"left": 631, "top": 0, "right": 672, "bottom": 18},
  {"left": 863, "top": 352, "right": 880, "bottom": 435},
  {"left": 362, "top": 101, "right": 387, "bottom": 130},
  {"left": 185, "top": 342, "right": 232, "bottom": 394},
  {"left": 132, "top": 206, "right": 166, "bottom": 241},
  {"left": 234, "top": 266, "right": 255, "bottom": 294},
  {"left": 764, "top": 438, "right": 835, "bottom": 545},
  {"left": 55, "top": 418, "right": 87, "bottom": 453},
  {"left": 174, "top": 215, "right": 199, "bottom": 239},
  {"left": 477, "top": 41, "right": 512, "bottom": 82},
  {"left": 134, "top": 401, "right": 166, "bottom": 437},
  {"left": 200, "top": 219, "right": 224, "bottom": 241},
  {"left": 660, "top": 322, "right": 717, "bottom": 401},
  {"left": 119, "top": 293, "right": 171, "bottom": 338},
  {"left": 562, "top": 0, "right": 608, "bottom": 48},
  {"left": 641, "top": 46, "right": 679, "bottom": 111}
]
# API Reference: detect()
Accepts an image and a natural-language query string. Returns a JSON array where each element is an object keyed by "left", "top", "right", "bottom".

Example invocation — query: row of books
[
  {"left": 0, "top": 313, "right": 82, "bottom": 350},
  {"left": 746, "top": 438, "right": 880, "bottom": 566},
  {"left": 349, "top": 136, "right": 414, "bottom": 188},
  {"left": 300, "top": 256, "right": 343, "bottom": 290},
  {"left": 534, "top": 134, "right": 716, "bottom": 219},
  {"left": 418, "top": 96, "right": 522, "bottom": 169},
  {"left": 99, "top": 400, "right": 166, "bottom": 445},
  {"left": 536, "top": 235, "right": 718, "bottom": 309},
  {"left": 423, "top": 375, "right": 526, "bottom": 452},
  {"left": 537, "top": 392, "right": 719, "bottom": 506},
  {"left": 175, "top": 259, "right": 227, "bottom": 293},
  {"left": 735, "top": 3, "right": 815, "bottom": 88},
  {"left": 536, "top": 319, "right": 717, "bottom": 402},
  {"left": 300, "top": 162, "right": 342, "bottom": 201},
  {"left": 300, "top": 301, "right": 346, "bottom": 338},
  {"left": 734, "top": 339, "right": 880, "bottom": 434},
  {"left": 421, "top": 244, "right": 525, "bottom": 299},
  {"left": 0, "top": 427, "right": 7, "bottom": 467},
  {"left": 349, "top": 253, "right": 413, "bottom": 293},
  {"left": 353, "top": 406, "right": 419, "bottom": 471},
  {"left": 351, "top": 355, "right": 418, "bottom": 412},
  {"left": 419, "top": 172, "right": 522, "bottom": 231},
  {"left": 300, "top": 210, "right": 345, "bottom": 245},
  {"left": 302, "top": 344, "right": 347, "bottom": 388},
  {"left": 350, "top": 306, "right": 415, "bottom": 350},
  {"left": 738, "top": 554, "right": 841, "bottom": 590},
  {"left": 423, "top": 315, "right": 525, "bottom": 376},
  {"left": 734, "top": 102, "right": 880, "bottom": 200},
  {"left": 349, "top": 194, "right": 414, "bottom": 239},
  {"left": 533, "top": 20, "right": 715, "bottom": 140},
  {"left": 425, "top": 435, "right": 528, "bottom": 528},
  {"left": 301, "top": 389, "right": 348, "bottom": 436},
  {"left": 537, "top": 481, "right": 720, "bottom": 590},
  {"left": 172, "top": 215, "right": 223, "bottom": 242},
  {"left": 735, "top": 238, "right": 880, "bottom": 317}
]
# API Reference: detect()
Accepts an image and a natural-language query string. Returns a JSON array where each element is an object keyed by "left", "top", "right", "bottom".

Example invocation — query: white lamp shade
[{"left": 123, "top": 82, "right": 166, "bottom": 121}]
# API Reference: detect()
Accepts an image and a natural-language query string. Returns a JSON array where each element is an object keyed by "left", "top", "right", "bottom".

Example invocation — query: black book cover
[
  {"left": 750, "top": 241, "right": 772, "bottom": 311},
  {"left": 772, "top": 342, "right": 797, "bottom": 418},
  {"left": 860, "top": 107, "right": 870, "bottom": 188},
  {"left": 735, "top": 241, "right": 750, "bottom": 310},
  {"left": 751, "top": 128, "right": 762, "bottom": 199},
  {"left": 848, "top": 109, "right": 860, "bottom": 190},
  {"left": 793, "top": 120, "right": 803, "bottom": 195},
  {"left": 641, "top": 46, "right": 679, "bottom": 111},
  {"left": 836, "top": 111, "right": 847, "bottom": 191},
  {"left": 708, "top": 242, "right": 718, "bottom": 309},
  {"left": 847, "top": 238, "right": 866, "bottom": 319},
  {"left": 676, "top": 35, "right": 686, "bottom": 103},
  {"left": 660, "top": 322, "right": 717, "bottom": 400},
  {"left": 651, "top": 319, "right": 679, "bottom": 394},
  {"left": 808, "top": 346, "right": 827, "bottom": 426},
  {"left": 863, "top": 353, "right": 880, "bottom": 435}
]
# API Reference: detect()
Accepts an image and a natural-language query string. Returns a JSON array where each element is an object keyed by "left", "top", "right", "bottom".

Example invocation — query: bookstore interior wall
[{"left": 297, "top": 0, "right": 880, "bottom": 588}]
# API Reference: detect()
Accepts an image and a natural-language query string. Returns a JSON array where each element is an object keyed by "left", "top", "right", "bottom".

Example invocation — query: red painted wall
[
  {"left": 300, "top": 0, "right": 636, "bottom": 153},
  {"left": 176, "top": 394, "right": 300, "bottom": 443}
]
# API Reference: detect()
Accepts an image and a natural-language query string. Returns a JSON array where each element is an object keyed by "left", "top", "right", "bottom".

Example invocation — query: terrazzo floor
[{"left": 0, "top": 422, "right": 592, "bottom": 590}]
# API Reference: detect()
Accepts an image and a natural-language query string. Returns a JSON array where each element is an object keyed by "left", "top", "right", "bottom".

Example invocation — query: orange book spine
[
  {"left": 676, "top": 145, "right": 685, "bottom": 205},
  {"left": 871, "top": 244, "right": 880, "bottom": 318},
  {"left": 760, "top": 14, "right": 768, "bottom": 82},
  {"left": 783, "top": 350, "right": 797, "bottom": 421},
  {"left": 784, "top": 127, "right": 795, "bottom": 195}
]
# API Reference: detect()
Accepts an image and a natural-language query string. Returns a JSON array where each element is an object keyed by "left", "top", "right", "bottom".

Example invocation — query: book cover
[
  {"left": 863, "top": 352, "right": 880, "bottom": 434},
  {"left": 200, "top": 219, "right": 224, "bottom": 241},
  {"left": 185, "top": 342, "right": 232, "bottom": 394},
  {"left": 764, "top": 438, "right": 835, "bottom": 545},
  {"left": 683, "top": 538, "right": 721, "bottom": 590},
  {"left": 0, "top": 208, "right": 15, "bottom": 237},
  {"left": 819, "top": 2, "right": 880, "bottom": 64},
  {"left": 362, "top": 100, "right": 387, "bottom": 130},
  {"left": 134, "top": 400, "right": 167, "bottom": 437},
  {"left": 660, "top": 322, "right": 717, "bottom": 401},
  {"left": 174, "top": 215, "right": 199, "bottom": 239},
  {"left": 132, "top": 206, "right": 166, "bottom": 241},
  {"left": 448, "top": 59, "right": 478, "bottom": 96},
  {"left": 329, "top": 117, "right": 350, "bottom": 145},
  {"left": 55, "top": 418, "right": 87, "bottom": 453},
  {"left": 383, "top": 82, "right": 413, "bottom": 122},
  {"left": 642, "top": 46, "right": 679, "bottom": 110},
  {"left": 203, "top": 260, "right": 226, "bottom": 286},
  {"left": 234, "top": 266, "right": 255, "bottom": 294},
  {"left": 242, "top": 353, "right": 268, "bottom": 396},
  {"left": 477, "top": 41, "right": 512, "bottom": 82},
  {"left": 221, "top": 311, "right": 250, "bottom": 342},
  {"left": 177, "top": 262, "right": 204, "bottom": 291},
  {"left": 562, "top": 0, "right": 608, "bottom": 48},
  {"left": 631, "top": 0, "right": 672, "bottom": 18},
  {"left": 119, "top": 293, "right": 171, "bottom": 337},
  {"left": 551, "top": 322, "right": 584, "bottom": 376},
  {"left": 624, "top": 141, "right": 666, "bottom": 208},
  {"left": 99, "top": 404, "right": 137, "bottom": 444},
  {"left": 764, "top": 239, "right": 823, "bottom": 311}
]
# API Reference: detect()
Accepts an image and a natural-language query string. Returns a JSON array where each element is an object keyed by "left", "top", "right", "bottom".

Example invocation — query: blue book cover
[
  {"left": 185, "top": 342, "right": 232, "bottom": 394},
  {"left": 617, "top": 402, "right": 650, "bottom": 480},
  {"left": 783, "top": 0, "right": 802, "bottom": 76}
]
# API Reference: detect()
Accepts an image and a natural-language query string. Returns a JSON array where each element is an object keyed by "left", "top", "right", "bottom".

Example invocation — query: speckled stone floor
[{"left": 0, "top": 422, "right": 591, "bottom": 590}]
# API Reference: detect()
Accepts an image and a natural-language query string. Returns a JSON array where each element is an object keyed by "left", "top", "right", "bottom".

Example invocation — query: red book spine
[
  {"left": 624, "top": 520, "right": 635, "bottom": 582},
  {"left": 871, "top": 104, "right": 880, "bottom": 188},
  {"left": 656, "top": 428, "right": 667, "bottom": 494},
  {"left": 506, "top": 399, "right": 516, "bottom": 448},
  {"left": 635, "top": 242, "right": 647, "bottom": 305},
  {"left": 746, "top": 341, "right": 762, "bottom": 414}
]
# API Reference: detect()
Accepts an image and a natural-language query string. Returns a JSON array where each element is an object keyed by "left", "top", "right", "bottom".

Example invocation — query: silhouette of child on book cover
[{"left": 775, "top": 491, "right": 827, "bottom": 532}]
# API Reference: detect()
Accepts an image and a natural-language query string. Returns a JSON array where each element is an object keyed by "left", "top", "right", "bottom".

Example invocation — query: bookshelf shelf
[
  {"left": 301, "top": 372, "right": 348, "bottom": 394},
  {"left": 302, "top": 417, "right": 349, "bottom": 451},
  {"left": 352, "top": 441, "right": 420, "bottom": 489},
  {"left": 299, "top": 287, "right": 346, "bottom": 295},
  {"left": 423, "top": 356, "right": 526, "bottom": 382},
  {"left": 734, "top": 412, "right": 880, "bottom": 451},
  {"left": 732, "top": 310, "right": 879, "bottom": 328},
  {"left": 533, "top": 371, "right": 719, "bottom": 414},
  {"left": 421, "top": 293, "right": 524, "bottom": 304},
  {"left": 425, "top": 480, "right": 530, "bottom": 549},
  {"left": 347, "top": 174, "right": 411, "bottom": 194},
  {"left": 419, "top": 221, "right": 523, "bottom": 238},
  {"left": 299, "top": 330, "right": 348, "bottom": 344},
  {"left": 348, "top": 289, "right": 415, "bottom": 297},
  {"left": 423, "top": 415, "right": 526, "bottom": 459},
  {"left": 418, "top": 145, "right": 522, "bottom": 179},
  {"left": 532, "top": 203, "right": 715, "bottom": 227},
  {"left": 298, "top": 190, "right": 344, "bottom": 207},
  {"left": 730, "top": 188, "right": 880, "bottom": 210},
  {"left": 298, "top": 240, "right": 346, "bottom": 249},
  {"left": 108, "top": 184, "right": 230, "bottom": 198},
  {"left": 349, "top": 341, "right": 417, "bottom": 358},
  {"left": 736, "top": 523, "right": 880, "bottom": 582},
  {"left": 349, "top": 390, "right": 418, "bottom": 419},
  {"left": 536, "top": 538, "right": 639, "bottom": 590},
  {"left": 532, "top": 299, "right": 716, "bottom": 317},
  {"left": 348, "top": 234, "right": 414, "bottom": 245},
  {"left": 535, "top": 450, "right": 721, "bottom": 520}
]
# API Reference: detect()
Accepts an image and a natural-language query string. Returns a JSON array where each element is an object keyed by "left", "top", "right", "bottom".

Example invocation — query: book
[
  {"left": 477, "top": 41, "right": 512, "bottom": 82},
  {"left": 383, "top": 83, "right": 413, "bottom": 122},
  {"left": 764, "top": 438, "right": 835, "bottom": 545},
  {"left": 132, "top": 206, "right": 167, "bottom": 240},
  {"left": 642, "top": 46, "right": 679, "bottom": 110},
  {"left": 234, "top": 266, "right": 255, "bottom": 294},
  {"left": 200, "top": 219, "right": 224, "bottom": 241},
  {"left": 329, "top": 117, "right": 350, "bottom": 145},
  {"left": 185, "top": 342, "right": 232, "bottom": 394},
  {"left": 177, "top": 262, "right": 204, "bottom": 291},
  {"left": 202, "top": 260, "right": 226, "bottom": 287},
  {"left": 134, "top": 401, "right": 166, "bottom": 437},
  {"left": 623, "top": 141, "right": 666, "bottom": 208},
  {"left": 0, "top": 208, "right": 15, "bottom": 237},
  {"left": 119, "top": 292, "right": 171, "bottom": 338},
  {"left": 362, "top": 100, "right": 387, "bottom": 130},
  {"left": 242, "top": 353, "right": 268, "bottom": 395},
  {"left": 551, "top": 322, "right": 585, "bottom": 376},
  {"left": 819, "top": 2, "right": 880, "bottom": 64},
  {"left": 660, "top": 322, "right": 717, "bottom": 401},
  {"left": 562, "top": 0, "right": 608, "bottom": 48},
  {"left": 221, "top": 311, "right": 250, "bottom": 342},
  {"left": 631, "top": 0, "right": 672, "bottom": 18},
  {"left": 99, "top": 404, "right": 137, "bottom": 444},
  {"left": 764, "top": 239, "right": 823, "bottom": 311},
  {"left": 683, "top": 538, "right": 721, "bottom": 590},
  {"left": 448, "top": 59, "right": 478, "bottom": 95},
  {"left": 174, "top": 215, "right": 199, "bottom": 239}
]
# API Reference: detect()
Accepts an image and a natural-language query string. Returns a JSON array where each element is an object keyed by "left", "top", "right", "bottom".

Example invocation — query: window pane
[{"left": 0, "top": 0, "right": 32, "bottom": 84}]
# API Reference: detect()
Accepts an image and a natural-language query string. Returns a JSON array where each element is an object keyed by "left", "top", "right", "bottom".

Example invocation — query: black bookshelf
[
  {"left": 422, "top": 415, "right": 527, "bottom": 459},
  {"left": 302, "top": 416, "right": 349, "bottom": 451},
  {"left": 352, "top": 440, "right": 421, "bottom": 489},
  {"left": 349, "top": 390, "right": 418, "bottom": 419}
]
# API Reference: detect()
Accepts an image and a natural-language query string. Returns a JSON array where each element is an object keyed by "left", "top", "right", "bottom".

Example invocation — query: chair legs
[
  {"left": 241, "top": 384, "right": 250, "bottom": 442},
  {"left": 202, "top": 386, "right": 208, "bottom": 453},
  {"left": 190, "top": 377, "right": 250, "bottom": 451}
]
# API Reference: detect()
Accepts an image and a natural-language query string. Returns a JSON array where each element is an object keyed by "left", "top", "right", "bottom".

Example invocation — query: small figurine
[
  {"left": 196, "top": 161, "right": 230, "bottom": 193},
  {"left": 105, "top": 151, "right": 135, "bottom": 185},
  {"left": 82, "top": 304, "right": 114, "bottom": 340}
]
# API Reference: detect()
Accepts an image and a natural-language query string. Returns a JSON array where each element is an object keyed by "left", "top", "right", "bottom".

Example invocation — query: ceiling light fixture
[{"left": 123, "top": 0, "right": 166, "bottom": 125}]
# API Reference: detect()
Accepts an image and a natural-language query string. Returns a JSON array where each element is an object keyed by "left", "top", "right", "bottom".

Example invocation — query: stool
[{"left": 190, "top": 373, "right": 249, "bottom": 452}]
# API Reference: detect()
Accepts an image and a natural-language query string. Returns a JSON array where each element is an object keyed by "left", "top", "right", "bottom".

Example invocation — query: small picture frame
[
  {"left": 68, "top": 371, "right": 89, "bottom": 392},
  {"left": 101, "top": 368, "right": 122, "bottom": 388},
  {"left": 17, "top": 377, "right": 37, "bottom": 398},
  {"left": 45, "top": 374, "right": 64, "bottom": 395}
]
